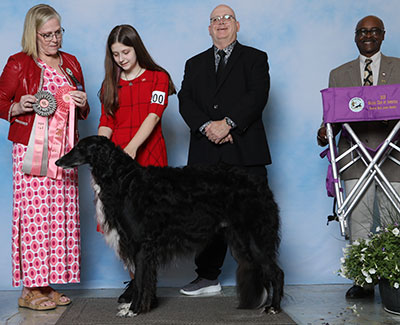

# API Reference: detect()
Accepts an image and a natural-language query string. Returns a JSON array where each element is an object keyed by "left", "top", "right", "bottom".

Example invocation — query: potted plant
[{"left": 338, "top": 224, "right": 400, "bottom": 314}]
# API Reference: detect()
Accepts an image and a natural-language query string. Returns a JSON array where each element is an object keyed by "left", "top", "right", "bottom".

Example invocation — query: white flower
[
  {"left": 365, "top": 276, "right": 373, "bottom": 283},
  {"left": 392, "top": 228, "right": 400, "bottom": 236},
  {"left": 362, "top": 269, "right": 369, "bottom": 277},
  {"left": 360, "top": 254, "right": 365, "bottom": 262},
  {"left": 340, "top": 257, "right": 346, "bottom": 264},
  {"left": 376, "top": 226, "right": 381, "bottom": 232},
  {"left": 395, "top": 283, "right": 400, "bottom": 289},
  {"left": 361, "top": 247, "right": 368, "bottom": 252},
  {"left": 368, "top": 268, "right": 376, "bottom": 274},
  {"left": 353, "top": 240, "right": 360, "bottom": 246}
]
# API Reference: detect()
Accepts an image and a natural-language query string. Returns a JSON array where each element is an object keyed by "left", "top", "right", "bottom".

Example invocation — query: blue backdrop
[{"left": 1, "top": 0, "right": 400, "bottom": 290}]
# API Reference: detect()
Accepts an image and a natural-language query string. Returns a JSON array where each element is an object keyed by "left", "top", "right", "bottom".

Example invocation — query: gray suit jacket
[{"left": 329, "top": 54, "right": 400, "bottom": 181}]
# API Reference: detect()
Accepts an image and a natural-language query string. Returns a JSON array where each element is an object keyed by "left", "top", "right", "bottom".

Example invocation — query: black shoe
[
  {"left": 345, "top": 285, "right": 374, "bottom": 299},
  {"left": 118, "top": 279, "right": 135, "bottom": 303}
]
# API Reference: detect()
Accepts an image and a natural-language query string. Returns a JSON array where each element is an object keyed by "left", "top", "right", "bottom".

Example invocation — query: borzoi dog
[{"left": 56, "top": 135, "right": 284, "bottom": 317}]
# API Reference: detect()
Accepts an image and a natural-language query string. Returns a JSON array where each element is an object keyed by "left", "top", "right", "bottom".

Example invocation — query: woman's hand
[
  {"left": 12, "top": 94, "right": 36, "bottom": 116},
  {"left": 69, "top": 90, "right": 88, "bottom": 108}
]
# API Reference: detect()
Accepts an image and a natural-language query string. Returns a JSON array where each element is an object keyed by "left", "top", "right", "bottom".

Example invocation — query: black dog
[{"left": 56, "top": 135, "right": 284, "bottom": 317}]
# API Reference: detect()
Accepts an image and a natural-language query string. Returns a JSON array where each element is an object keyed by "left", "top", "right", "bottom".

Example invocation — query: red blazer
[{"left": 0, "top": 51, "right": 89, "bottom": 145}]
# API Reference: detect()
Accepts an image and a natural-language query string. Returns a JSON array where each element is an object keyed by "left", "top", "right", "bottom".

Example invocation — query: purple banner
[{"left": 321, "top": 84, "right": 400, "bottom": 123}]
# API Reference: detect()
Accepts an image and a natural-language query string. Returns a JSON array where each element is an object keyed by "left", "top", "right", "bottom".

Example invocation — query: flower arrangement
[{"left": 339, "top": 224, "right": 400, "bottom": 289}]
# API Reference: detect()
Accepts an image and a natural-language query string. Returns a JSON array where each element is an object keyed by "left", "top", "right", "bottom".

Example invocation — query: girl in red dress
[{"left": 98, "top": 24, "right": 176, "bottom": 302}]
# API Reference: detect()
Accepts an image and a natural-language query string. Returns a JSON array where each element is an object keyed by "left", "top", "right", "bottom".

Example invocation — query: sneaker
[
  {"left": 118, "top": 279, "right": 135, "bottom": 303},
  {"left": 180, "top": 277, "right": 222, "bottom": 296}
]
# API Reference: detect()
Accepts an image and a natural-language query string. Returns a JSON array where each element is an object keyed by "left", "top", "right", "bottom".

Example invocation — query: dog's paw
[
  {"left": 116, "top": 303, "right": 138, "bottom": 317},
  {"left": 265, "top": 306, "right": 280, "bottom": 315},
  {"left": 116, "top": 308, "right": 137, "bottom": 318},
  {"left": 117, "top": 303, "right": 131, "bottom": 311}
]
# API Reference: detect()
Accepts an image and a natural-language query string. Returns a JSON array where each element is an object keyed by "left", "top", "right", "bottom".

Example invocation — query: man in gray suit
[{"left": 318, "top": 15, "right": 400, "bottom": 299}]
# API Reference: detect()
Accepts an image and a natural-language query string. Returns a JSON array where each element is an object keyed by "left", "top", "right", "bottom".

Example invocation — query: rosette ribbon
[
  {"left": 22, "top": 91, "right": 56, "bottom": 176},
  {"left": 47, "top": 85, "right": 76, "bottom": 179},
  {"left": 22, "top": 85, "right": 76, "bottom": 180}
]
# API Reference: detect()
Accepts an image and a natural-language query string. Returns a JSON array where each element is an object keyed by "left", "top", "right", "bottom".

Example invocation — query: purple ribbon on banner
[{"left": 321, "top": 84, "right": 400, "bottom": 124}]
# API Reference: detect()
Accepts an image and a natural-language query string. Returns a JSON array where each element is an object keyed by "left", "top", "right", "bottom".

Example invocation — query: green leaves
[{"left": 338, "top": 225, "right": 400, "bottom": 289}]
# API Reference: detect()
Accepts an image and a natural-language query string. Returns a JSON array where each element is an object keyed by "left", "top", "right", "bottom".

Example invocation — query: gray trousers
[{"left": 344, "top": 179, "right": 400, "bottom": 242}]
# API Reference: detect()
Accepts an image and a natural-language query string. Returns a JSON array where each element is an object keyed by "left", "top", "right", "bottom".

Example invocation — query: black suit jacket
[{"left": 178, "top": 42, "right": 271, "bottom": 166}]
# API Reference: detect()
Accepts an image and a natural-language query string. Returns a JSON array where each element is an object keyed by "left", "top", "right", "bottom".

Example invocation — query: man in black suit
[{"left": 178, "top": 4, "right": 271, "bottom": 296}]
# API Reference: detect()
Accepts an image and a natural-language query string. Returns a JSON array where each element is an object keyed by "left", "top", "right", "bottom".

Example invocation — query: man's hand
[{"left": 205, "top": 119, "right": 231, "bottom": 143}]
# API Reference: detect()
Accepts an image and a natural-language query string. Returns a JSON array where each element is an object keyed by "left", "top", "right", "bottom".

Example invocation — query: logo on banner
[{"left": 349, "top": 97, "right": 365, "bottom": 113}]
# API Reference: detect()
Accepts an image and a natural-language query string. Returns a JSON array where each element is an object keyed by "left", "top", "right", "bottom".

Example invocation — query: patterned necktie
[
  {"left": 363, "top": 59, "right": 373, "bottom": 86},
  {"left": 216, "top": 50, "right": 226, "bottom": 82}
]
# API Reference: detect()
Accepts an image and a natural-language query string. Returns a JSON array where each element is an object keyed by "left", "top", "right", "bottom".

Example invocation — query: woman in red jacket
[
  {"left": 98, "top": 24, "right": 175, "bottom": 302},
  {"left": 0, "top": 4, "right": 89, "bottom": 310}
]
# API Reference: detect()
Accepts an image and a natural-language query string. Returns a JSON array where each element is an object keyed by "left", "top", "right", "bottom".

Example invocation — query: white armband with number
[{"left": 151, "top": 91, "right": 166, "bottom": 105}]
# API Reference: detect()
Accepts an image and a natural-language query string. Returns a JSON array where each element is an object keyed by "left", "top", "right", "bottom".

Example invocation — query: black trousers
[{"left": 195, "top": 164, "right": 267, "bottom": 280}]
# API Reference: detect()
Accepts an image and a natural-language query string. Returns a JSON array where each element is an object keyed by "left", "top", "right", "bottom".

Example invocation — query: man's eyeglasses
[
  {"left": 37, "top": 28, "right": 65, "bottom": 42},
  {"left": 355, "top": 28, "right": 384, "bottom": 37},
  {"left": 210, "top": 14, "right": 235, "bottom": 25}
]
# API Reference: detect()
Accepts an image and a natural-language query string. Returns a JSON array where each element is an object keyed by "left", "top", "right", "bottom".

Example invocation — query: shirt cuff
[{"left": 199, "top": 121, "right": 212, "bottom": 135}]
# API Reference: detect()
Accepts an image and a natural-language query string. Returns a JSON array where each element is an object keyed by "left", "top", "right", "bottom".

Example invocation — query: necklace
[{"left": 123, "top": 68, "right": 143, "bottom": 86}]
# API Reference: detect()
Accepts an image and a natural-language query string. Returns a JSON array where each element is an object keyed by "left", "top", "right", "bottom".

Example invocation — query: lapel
[
  {"left": 347, "top": 59, "right": 362, "bottom": 87},
  {"left": 205, "top": 47, "right": 217, "bottom": 89},
  {"left": 378, "top": 54, "right": 393, "bottom": 85},
  {"left": 215, "top": 42, "right": 243, "bottom": 93}
]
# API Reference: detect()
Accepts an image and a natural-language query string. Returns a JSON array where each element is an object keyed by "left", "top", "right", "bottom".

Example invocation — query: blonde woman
[{"left": 0, "top": 4, "right": 89, "bottom": 310}]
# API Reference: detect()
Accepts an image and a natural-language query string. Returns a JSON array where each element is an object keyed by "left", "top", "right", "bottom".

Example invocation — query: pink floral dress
[{"left": 11, "top": 62, "right": 80, "bottom": 287}]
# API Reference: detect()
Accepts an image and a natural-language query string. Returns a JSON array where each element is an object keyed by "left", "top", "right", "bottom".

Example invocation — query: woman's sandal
[
  {"left": 18, "top": 289, "right": 57, "bottom": 311},
  {"left": 48, "top": 290, "right": 71, "bottom": 306},
  {"left": 40, "top": 287, "right": 71, "bottom": 306}
]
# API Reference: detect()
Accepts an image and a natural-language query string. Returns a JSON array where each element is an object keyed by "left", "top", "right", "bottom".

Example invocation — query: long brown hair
[{"left": 99, "top": 25, "right": 176, "bottom": 116}]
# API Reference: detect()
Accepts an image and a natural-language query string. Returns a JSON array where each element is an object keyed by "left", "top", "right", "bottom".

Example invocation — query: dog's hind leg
[{"left": 263, "top": 263, "right": 284, "bottom": 315}]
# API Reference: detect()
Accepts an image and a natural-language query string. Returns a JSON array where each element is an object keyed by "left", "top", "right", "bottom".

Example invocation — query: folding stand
[{"left": 321, "top": 84, "right": 400, "bottom": 238}]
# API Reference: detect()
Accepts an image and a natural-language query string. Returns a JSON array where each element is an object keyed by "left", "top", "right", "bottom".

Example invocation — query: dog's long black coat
[{"left": 56, "top": 136, "right": 284, "bottom": 316}]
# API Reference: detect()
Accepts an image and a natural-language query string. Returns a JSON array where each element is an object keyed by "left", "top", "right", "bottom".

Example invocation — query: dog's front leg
[
  {"left": 116, "top": 278, "right": 138, "bottom": 317},
  {"left": 129, "top": 246, "right": 158, "bottom": 316}
]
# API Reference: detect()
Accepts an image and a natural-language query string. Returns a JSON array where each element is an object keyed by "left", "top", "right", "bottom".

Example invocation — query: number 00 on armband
[{"left": 151, "top": 91, "right": 166, "bottom": 105}]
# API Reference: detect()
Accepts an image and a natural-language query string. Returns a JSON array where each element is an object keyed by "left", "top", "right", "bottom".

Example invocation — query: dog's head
[{"left": 56, "top": 135, "right": 116, "bottom": 169}]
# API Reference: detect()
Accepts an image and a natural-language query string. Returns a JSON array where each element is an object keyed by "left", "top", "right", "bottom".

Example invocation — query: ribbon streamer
[
  {"left": 47, "top": 85, "right": 76, "bottom": 179},
  {"left": 22, "top": 91, "right": 56, "bottom": 176}
]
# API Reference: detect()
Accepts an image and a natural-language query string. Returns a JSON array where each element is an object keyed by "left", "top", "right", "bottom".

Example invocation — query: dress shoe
[{"left": 345, "top": 285, "right": 374, "bottom": 299}]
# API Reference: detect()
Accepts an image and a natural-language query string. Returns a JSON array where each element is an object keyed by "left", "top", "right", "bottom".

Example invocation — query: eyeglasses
[
  {"left": 355, "top": 28, "right": 384, "bottom": 37},
  {"left": 210, "top": 14, "right": 235, "bottom": 25},
  {"left": 37, "top": 28, "right": 65, "bottom": 42}
]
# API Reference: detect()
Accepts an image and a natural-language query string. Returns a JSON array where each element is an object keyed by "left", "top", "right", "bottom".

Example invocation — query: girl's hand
[{"left": 124, "top": 143, "right": 138, "bottom": 160}]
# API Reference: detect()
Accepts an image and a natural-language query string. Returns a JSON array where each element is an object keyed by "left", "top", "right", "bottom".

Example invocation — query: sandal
[
  {"left": 41, "top": 287, "right": 72, "bottom": 306},
  {"left": 48, "top": 291, "right": 71, "bottom": 306},
  {"left": 18, "top": 289, "right": 57, "bottom": 311}
]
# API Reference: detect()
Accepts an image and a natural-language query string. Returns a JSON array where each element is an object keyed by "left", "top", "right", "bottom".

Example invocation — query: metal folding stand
[
  {"left": 321, "top": 84, "right": 400, "bottom": 238},
  {"left": 325, "top": 121, "right": 400, "bottom": 238}
]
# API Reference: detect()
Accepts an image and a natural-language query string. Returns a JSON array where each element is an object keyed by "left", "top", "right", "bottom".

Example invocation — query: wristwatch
[{"left": 225, "top": 117, "right": 236, "bottom": 128}]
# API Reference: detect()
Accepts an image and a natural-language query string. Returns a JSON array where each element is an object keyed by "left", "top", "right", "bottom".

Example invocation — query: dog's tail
[{"left": 236, "top": 260, "right": 267, "bottom": 309}]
